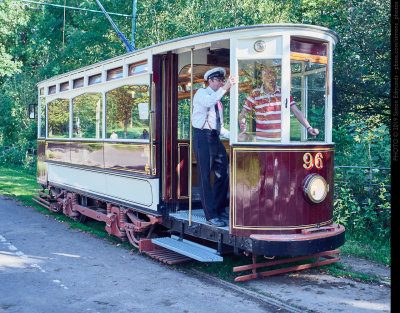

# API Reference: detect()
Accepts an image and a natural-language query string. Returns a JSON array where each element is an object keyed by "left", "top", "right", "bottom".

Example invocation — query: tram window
[
  {"left": 88, "top": 74, "right": 102, "bottom": 85},
  {"left": 48, "top": 85, "right": 56, "bottom": 95},
  {"left": 290, "top": 60, "right": 327, "bottom": 142},
  {"left": 177, "top": 64, "right": 230, "bottom": 140},
  {"left": 73, "top": 78, "right": 84, "bottom": 89},
  {"left": 237, "top": 59, "right": 282, "bottom": 142},
  {"left": 40, "top": 98, "right": 46, "bottom": 138},
  {"left": 128, "top": 61, "right": 148, "bottom": 76},
  {"left": 40, "top": 88, "right": 44, "bottom": 96},
  {"left": 178, "top": 80, "right": 204, "bottom": 140},
  {"left": 72, "top": 93, "right": 102, "bottom": 139},
  {"left": 290, "top": 37, "right": 327, "bottom": 57},
  {"left": 107, "top": 67, "right": 123, "bottom": 81},
  {"left": 60, "top": 82, "right": 69, "bottom": 92},
  {"left": 47, "top": 99, "right": 70, "bottom": 138},
  {"left": 106, "top": 85, "right": 150, "bottom": 140}
]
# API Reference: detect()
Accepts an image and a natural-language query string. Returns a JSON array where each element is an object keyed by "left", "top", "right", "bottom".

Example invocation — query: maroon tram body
[
  {"left": 231, "top": 145, "right": 334, "bottom": 236},
  {"left": 34, "top": 25, "right": 345, "bottom": 278}
]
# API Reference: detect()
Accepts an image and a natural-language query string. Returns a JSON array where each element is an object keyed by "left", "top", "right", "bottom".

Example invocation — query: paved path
[
  {"left": 0, "top": 195, "right": 391, "bottom": 313},
  {"left": 0, "top": 195, "right": 286, "bottom": 313}
]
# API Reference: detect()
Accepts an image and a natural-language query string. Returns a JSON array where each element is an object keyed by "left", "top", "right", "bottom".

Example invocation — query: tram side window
[
  {"left": 290, "top": 61, "right": 326, "bottom": 142},
  {"left": 47, "top": 99, "right": 70, "bottom": 138},
  {"left": 72, "top": 93, "right": 102, "bottom": 139},
  {"left": 237, "top": 59, "right": 282, "bottom": 142},
  {"left": 40, "top": 97, "right": 46, "bottom": 137},
  {"left": 106, "top": 85, "right": 150, "bottom": 140}
]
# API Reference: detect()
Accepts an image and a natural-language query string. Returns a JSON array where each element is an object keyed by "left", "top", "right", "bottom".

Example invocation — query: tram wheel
[{"left": 72, "top": 213, "right": 87, "bottom": 224}]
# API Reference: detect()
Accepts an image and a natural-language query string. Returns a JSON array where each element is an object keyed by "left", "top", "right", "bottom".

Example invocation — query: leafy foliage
[{"left": 333, "top": 122, "right": 391, "bottom": 243}]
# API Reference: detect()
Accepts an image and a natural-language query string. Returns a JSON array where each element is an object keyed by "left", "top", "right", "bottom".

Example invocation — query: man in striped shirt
[{"left": 239, "top": 67, "right": 319, "bottom": 141}]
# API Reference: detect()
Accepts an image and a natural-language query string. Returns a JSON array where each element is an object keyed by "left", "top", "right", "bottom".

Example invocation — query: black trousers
[{"left": 193, "top": 128, "right": 229, "bottom": 220}]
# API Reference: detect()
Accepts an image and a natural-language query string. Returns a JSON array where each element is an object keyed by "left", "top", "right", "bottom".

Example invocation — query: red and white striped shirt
[{"left": 244, "top": 85, "right": 296, "bottom": 141}]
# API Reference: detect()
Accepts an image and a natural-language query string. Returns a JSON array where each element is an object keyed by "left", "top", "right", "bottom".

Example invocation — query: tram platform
[{"left": 169, "top": 209, "right": 229, "bottom": 231}]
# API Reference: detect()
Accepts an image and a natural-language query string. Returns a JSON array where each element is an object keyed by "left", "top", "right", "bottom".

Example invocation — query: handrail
[{"left": 189, "top": 48, "right": 194, "bottom": 226}]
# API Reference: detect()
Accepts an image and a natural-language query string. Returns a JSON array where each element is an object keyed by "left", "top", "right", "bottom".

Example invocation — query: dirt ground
[{"left": 242, "top": 254, "right": 391, "bottom": 313}]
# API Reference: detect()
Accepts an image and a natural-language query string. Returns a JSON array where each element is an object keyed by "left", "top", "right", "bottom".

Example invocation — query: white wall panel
[{"left": 47, "top": 163, "right": 159, "bottom": 211}]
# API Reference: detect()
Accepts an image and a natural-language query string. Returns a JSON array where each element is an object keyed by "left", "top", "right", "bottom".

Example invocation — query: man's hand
[
  {"left": 308, "top": 127, "right": 319, "bottom": 136},
  {"left": 239, "top": 109, "right": 247, "bottom": 132},
  {"left": 222, "top": 74, "right": 238, "bottom": 91}
]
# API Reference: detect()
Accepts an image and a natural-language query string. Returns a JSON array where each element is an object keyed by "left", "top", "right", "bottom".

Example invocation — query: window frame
[
  {"left": 230, "top": 34, "right": 333, "bottom": 146},
  {"left": 72, "top": 92, "right": 104, "bottom": 140}
]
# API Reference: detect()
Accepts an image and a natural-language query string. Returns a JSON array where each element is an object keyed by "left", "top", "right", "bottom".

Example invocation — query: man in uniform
[{"left": 192, "top": 67, "right": 237, "bottom": 227}]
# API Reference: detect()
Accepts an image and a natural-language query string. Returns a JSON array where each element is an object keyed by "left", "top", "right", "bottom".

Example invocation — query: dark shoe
[
  {"left": 207, "top": 217, "right": 226, "bottom": 227},
  {"left": 219, "top": 212, "right": 229, "bottom": 219}
]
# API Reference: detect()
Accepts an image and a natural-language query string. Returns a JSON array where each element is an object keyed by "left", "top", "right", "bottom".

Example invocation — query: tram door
[
  {"left": 158, "top": 47, "right": 230, "bottom": 208},
  {"left": 175, "top": 47, "right": 231, "bottom": 207},
  {"left": 158, "top": 44, "right": 229, "bottom": 209}
]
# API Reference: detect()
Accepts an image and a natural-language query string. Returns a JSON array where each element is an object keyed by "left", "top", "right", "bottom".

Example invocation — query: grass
[
  {"left": 0, "top": 166, "right": 390, "bottom": 283},
  {"left": 340, "top": 236, "right": 391, "bottom": 266}
]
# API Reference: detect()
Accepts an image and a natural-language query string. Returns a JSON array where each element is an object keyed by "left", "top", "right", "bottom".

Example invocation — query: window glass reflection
[
  {"left": 290, "top": 61, "right": 326, "bottom": 142},
  {"left": 40, "top": 98, "right": 46, "bottom": 137},
  {"left": 73, "top": 93, "right": 102, "bottom": 139},
  {"left": 238, "top": 59, "right": 282, "bottom": 142},
  {"left": 48, "top": 99, "right": 70, "bottom": 138},
  {"left": 177, "top": 64, "right": 230, "bottom": 140},
  {"left": 106, "top": 85, "right": 150, "bottom": 140}
]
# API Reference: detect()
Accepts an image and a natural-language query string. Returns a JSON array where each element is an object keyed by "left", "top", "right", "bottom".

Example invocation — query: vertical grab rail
[{"left": 189, "top": 48, "right": 194, "bottom": 226}]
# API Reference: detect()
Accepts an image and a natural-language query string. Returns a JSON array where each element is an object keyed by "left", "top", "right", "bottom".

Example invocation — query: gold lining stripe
[
  {"left": 232, "top": 219, "right": 333, "bottom": 230},
  {"left": 232, "top": 146, "right": 334, "bottom": 152}
]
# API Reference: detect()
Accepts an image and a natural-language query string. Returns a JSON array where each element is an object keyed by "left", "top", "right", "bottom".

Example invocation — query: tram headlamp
[{"left": 303, "top": 174, "right": 329, "bottom": 203}]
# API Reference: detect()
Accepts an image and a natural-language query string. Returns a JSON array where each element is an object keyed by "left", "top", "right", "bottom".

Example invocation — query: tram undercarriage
[{"left": 33, "top": 184, "right": 344, "bottom": 281}]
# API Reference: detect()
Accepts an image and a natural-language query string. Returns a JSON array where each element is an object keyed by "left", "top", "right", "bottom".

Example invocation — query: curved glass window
[
  {"left": 47, "top": 99, "right": 70, "bottom": 138},
  {"left": 290, "top": 61, "right": 327, "bottom": 142},
  {"left": 106, "top": 85, "right": 150, "bottom": 140},
  {"left": 237, "top": 59, "right": 282, "bottom": 142},
  {"left": 73, "top": 93, "right": 103, "bottom": 139}
]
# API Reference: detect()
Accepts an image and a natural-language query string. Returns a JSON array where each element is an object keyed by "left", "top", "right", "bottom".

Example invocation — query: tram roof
[{"left": 38, "top": 23, "right": 339, "bottom": 86}]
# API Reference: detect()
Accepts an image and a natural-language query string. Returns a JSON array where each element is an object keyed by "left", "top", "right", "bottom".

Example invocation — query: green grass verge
[{"left": 0, "top": 166, "right": 390, "bottom": 283}]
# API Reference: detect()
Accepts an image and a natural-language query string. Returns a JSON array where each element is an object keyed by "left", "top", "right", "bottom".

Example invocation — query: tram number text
[{"left": 303, "top": 152, "right": 323, "bottom": 170}]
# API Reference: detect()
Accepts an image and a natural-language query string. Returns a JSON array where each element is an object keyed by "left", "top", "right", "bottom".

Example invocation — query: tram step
[{"left": 151, "top": 235, "right": 223, "bottom": 262}]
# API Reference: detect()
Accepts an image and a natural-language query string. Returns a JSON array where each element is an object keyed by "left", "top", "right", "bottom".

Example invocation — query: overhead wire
[{"left": 12, "top": 0, "right": 133, "bottom": 17}]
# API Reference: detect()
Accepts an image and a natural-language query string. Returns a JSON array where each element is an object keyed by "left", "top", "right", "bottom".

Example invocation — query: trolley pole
[{"left": 94, "top": 0, "right": 135, "bottom": 52}]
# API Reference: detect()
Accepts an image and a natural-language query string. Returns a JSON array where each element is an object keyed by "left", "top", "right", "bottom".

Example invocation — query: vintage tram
[{"left": 34, "top": 24, "right": 345, "bottom": 281}]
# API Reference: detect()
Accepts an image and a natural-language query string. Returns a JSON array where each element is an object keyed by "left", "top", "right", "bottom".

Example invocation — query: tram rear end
[
  {"left": 230, "top": 144, "right": 344, "bottom": 256},
  {"left": 226, "top": 30, "right": 345, "bottom": 257}
]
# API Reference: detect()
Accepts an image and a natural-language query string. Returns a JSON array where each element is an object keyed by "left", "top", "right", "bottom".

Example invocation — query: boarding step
[{"left": 151, "top": 235, "right": 223, "bottom": 262}]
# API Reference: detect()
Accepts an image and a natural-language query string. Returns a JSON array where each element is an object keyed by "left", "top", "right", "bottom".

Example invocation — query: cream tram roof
[{"left": 37, "top": 24, "right": 339, "bottom": 91}]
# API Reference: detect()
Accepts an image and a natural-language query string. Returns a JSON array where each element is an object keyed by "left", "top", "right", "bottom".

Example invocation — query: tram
[{"left": 34, "top": 24, "right": 345, "bottom": 280}]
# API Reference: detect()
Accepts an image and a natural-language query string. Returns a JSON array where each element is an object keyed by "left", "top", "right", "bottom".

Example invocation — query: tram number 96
[{"left": 303, "top": 152, "right": 323, "bottom": 170}]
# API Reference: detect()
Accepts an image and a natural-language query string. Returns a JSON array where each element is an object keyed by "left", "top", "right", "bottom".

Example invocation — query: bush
[
  {"left": 0, "top": 142, "right": 36, "bottom": 174},
  {"left": 334, "top": 184, "right": 391, "bottom": 243},
  {"left": 333, "top": 122, "right": 391, "bottom": 244}
]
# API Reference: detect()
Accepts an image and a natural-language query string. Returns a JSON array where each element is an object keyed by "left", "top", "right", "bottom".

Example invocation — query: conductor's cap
[{"left": 204, "top": 67, "right": 226, "bottom": 81}]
